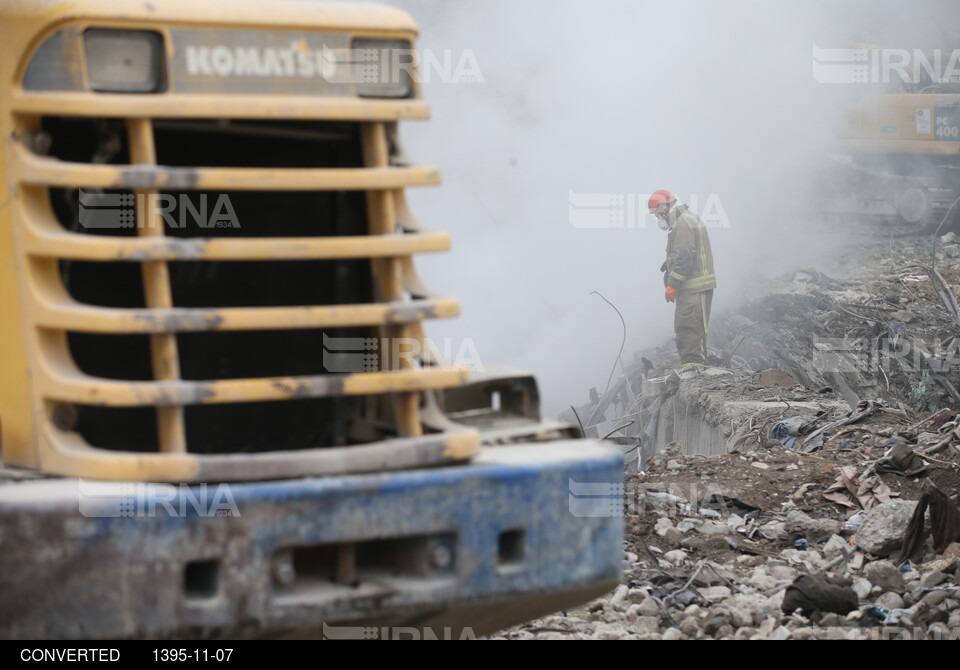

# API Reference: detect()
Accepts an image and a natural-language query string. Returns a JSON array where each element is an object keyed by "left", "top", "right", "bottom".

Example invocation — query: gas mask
[{"left": 655, "top": 204, "right": 673, "bottom": 231}]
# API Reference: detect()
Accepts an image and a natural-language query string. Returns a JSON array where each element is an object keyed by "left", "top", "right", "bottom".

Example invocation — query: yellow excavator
[
  {"left": 826, "top": 49, "right": 960, "bottom": 226},
  {"left": 0, "top": 0, "right": 622, "bottom": 639}
]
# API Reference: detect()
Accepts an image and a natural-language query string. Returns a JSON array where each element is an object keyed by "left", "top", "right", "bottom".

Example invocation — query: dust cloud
[{"left": 345, "top": 0, "right": 957, "bottom": 417}]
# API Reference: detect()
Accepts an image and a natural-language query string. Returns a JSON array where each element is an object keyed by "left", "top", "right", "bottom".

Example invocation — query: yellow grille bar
[
  {"left": 36, "top": 425, "right": 479, "bottom": 484},
  {"left": 25, "top": 225, "right": 451, "bottom": 262},
  {"left": 32, "top": 297, "right": 461, "bottom": 333},
  {"left": 126, "top": 118, "right": 186, "bottom": 454},
  {"left": 362, "top": 122, "right": 423, "bottom": 438},
  {"left": 12, "top": 92, "right": 431, "bottom": 122},
  {"left": 14, "top": 144, "right": 441, "bottom": 191},
  {"left": 37, "top": 367, "right": 470, "bottom": 407}
]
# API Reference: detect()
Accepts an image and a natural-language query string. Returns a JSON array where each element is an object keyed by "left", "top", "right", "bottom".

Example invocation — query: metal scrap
[
  {"left": 929, "top": 266, "right": 960, "bottom": 329},
  {"left": 799, "top": 400, "right": 882, "bottom": 452}
]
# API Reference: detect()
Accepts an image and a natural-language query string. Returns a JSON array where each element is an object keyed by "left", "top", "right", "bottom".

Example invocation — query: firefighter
[{"left": 649, "top": 190, "right": 716, "bottom": 368}]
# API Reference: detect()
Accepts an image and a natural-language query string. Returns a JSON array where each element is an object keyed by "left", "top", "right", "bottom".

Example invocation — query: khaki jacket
[{"left": 663, "top": 205, "right": 716, "bottom": 293}]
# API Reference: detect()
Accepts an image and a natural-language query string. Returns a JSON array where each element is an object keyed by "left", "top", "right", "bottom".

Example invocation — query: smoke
[{"left": 344, "top": 0, "right": 957, "bottom": 417}]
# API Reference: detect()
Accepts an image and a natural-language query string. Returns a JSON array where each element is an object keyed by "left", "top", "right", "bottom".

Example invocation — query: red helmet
[{"left": 648, "top": 190, "right": 677, "bottom": 215}]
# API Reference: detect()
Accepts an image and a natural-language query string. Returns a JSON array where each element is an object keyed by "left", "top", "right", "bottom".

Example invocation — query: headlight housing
[
  {"left": 84, "top": 29, "right": 164, "bottom": 93},
  {"left": 350, "top": 38, "right": 414, "bottom": 99}
]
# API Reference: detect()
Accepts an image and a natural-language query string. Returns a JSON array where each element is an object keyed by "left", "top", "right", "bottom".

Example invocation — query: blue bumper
[{"left": 0, "top": 441, "right": 623, "bottom": 639}]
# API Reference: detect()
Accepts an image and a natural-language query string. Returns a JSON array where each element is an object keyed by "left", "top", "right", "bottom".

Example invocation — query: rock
[
  {"left": 637, "top": 597, "right": 660, "bottom": 617},
  {"left": 662, "top": 527, "right": 684, "bottom": 548},
  {"left": 627, "top": 588, "right": 649, "bottom": 604},
  {"left": 822, "top": 534, "right": 852, "bottom": 560},
  {"left": 769, "top": 626, "right": 792, "bottom": 640},
  {"left": 736, "top": 555, "right": 766, "bottom": 567},
  {"left": 855, "top": 499, "right": 917, "bottom": 556},
  {"left": 759, "top": 521, "right": 787, "bottom": 541},
  {"left": 680, "top": 535, "right": 730, "bottom": 553},
  {"left": 792, "top": 627, "right": 818, "bottom": 640},
  {"left": 944, "top": 245, "right": 960, "bottom": 259},
  {"left": 845, "top": 610, "right": 864, "bottom": 625},
  {"left": 624, "top": 551, "right": 639, "bottom": 564},
  {"left": 759, "top": 369, "right": 797, "bottom": 387},
  {"left": 601, "top": 609, "right": 626, "bottom": 623},
  {"left": 781, "top": 548, "right": 825, "bottom": 570},
  {"left": 863, "top": 560, "right": 905, "bottom": 592},
  {"left": 661, "top": 627, "right": 684, "bottom": 641},
  {"left": 901, "top": 566, "right": 921, "bottom": 584},
  {"left": 874, "top": 592, "right": 905, "bottom": 609},
  {"left": 751, "top": 462, "right": 770, "bottom": 471},
  {"left": 757, "top": 617, "right": 779, "bottom": 637},
  {"left": 734, "top": 627, "right": 758, "bottom": 640},
  {"left": 749, "top": 567, "right": 777, "bottom": 591},
  {"left": 852, "top": 577, "right": 872, "bottom": 599},
  {"left": 785, "top": 510, "right": 840, "bottom": 542},
  {"left": 817, "top": 613, "right": 842, "bottom": 627},
  {"left": 654, "top": 517, "right": 674, "bottom": 537},
  {"left": 631, "top": 616, "right": 660, "bottom": 635},
  {"left": 664, "top": 549, "right": 688, "bottom": 564},
  {"left": 919, "top": 557, "right": 957, "bottom": 574},
  {"left": 922, "top": 571, "right": 950, "bottom": 588},
  {"left": 703, "top": 616, "right": 729, "bottom": 636},
  {"left": 593, "top": 623, "right": 628, "bottom": 640},
  {"left": 729, "top": 607, "right": 753, "bottom": 628},
  {"left": 667, "top": 460, "right": 682, "bottom": 471},
  {"left": 679, "top": 616, "right": 700, "bottom": 637},
  {"left": 698, "top": 586, "right": 732, "bottom": 602},
  {"left": 769, "top": 565, "right": 799, "bottom": 582},
  {"left": 726, "top": 594, "right": 782, "bottom": 626},
  {"left": 714, "top": 624, "right": 735, "bottom": 639},
  {"left": 921, "top": 590, "right": 950, "bottom": 607},
  {"left": 696, "top": 521, "right": 735, "bottom": 536},
  {"left": 609, "top": 584, "right": 629, "bottom": 606}
]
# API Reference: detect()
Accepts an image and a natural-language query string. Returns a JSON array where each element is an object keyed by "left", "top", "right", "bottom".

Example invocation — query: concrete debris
[
  {"left": 863, "top": 560, "right": 905, "bottom": 592},
  {"left": 497, "top": 239, "right": 960, "bottom": 640},
  {"left": 785, "top": 510, "right": 841, "bottom": 542},
  {"left": 855, "top": 499, "right": 918, "bottom": 557}
]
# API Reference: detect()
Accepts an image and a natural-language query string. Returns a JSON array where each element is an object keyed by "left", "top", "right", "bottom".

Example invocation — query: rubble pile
[
  {"left": 496, "top": 427, "right": 960, "bottom": 640},
  {"left": 502, "top": 230, "right": 960, "bottom": 640}
]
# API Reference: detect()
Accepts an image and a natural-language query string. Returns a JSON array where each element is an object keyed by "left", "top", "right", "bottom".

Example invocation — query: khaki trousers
[{"left": 675, "top": 290, "right": 713, "bottom": 366}]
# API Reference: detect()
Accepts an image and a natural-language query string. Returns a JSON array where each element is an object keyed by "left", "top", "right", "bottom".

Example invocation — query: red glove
[{"left": 665, "top": 286, "right": 677, "bottom": 303}]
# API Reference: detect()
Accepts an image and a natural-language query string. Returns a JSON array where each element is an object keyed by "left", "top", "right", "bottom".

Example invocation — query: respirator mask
[{"left": 655, "top": 204, "right": 672, "bottom": 231}]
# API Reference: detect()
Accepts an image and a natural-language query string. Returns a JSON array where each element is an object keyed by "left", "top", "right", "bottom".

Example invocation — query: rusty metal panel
[{"left": 0, "top": 442, "right": 623, "bottom": 638}]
